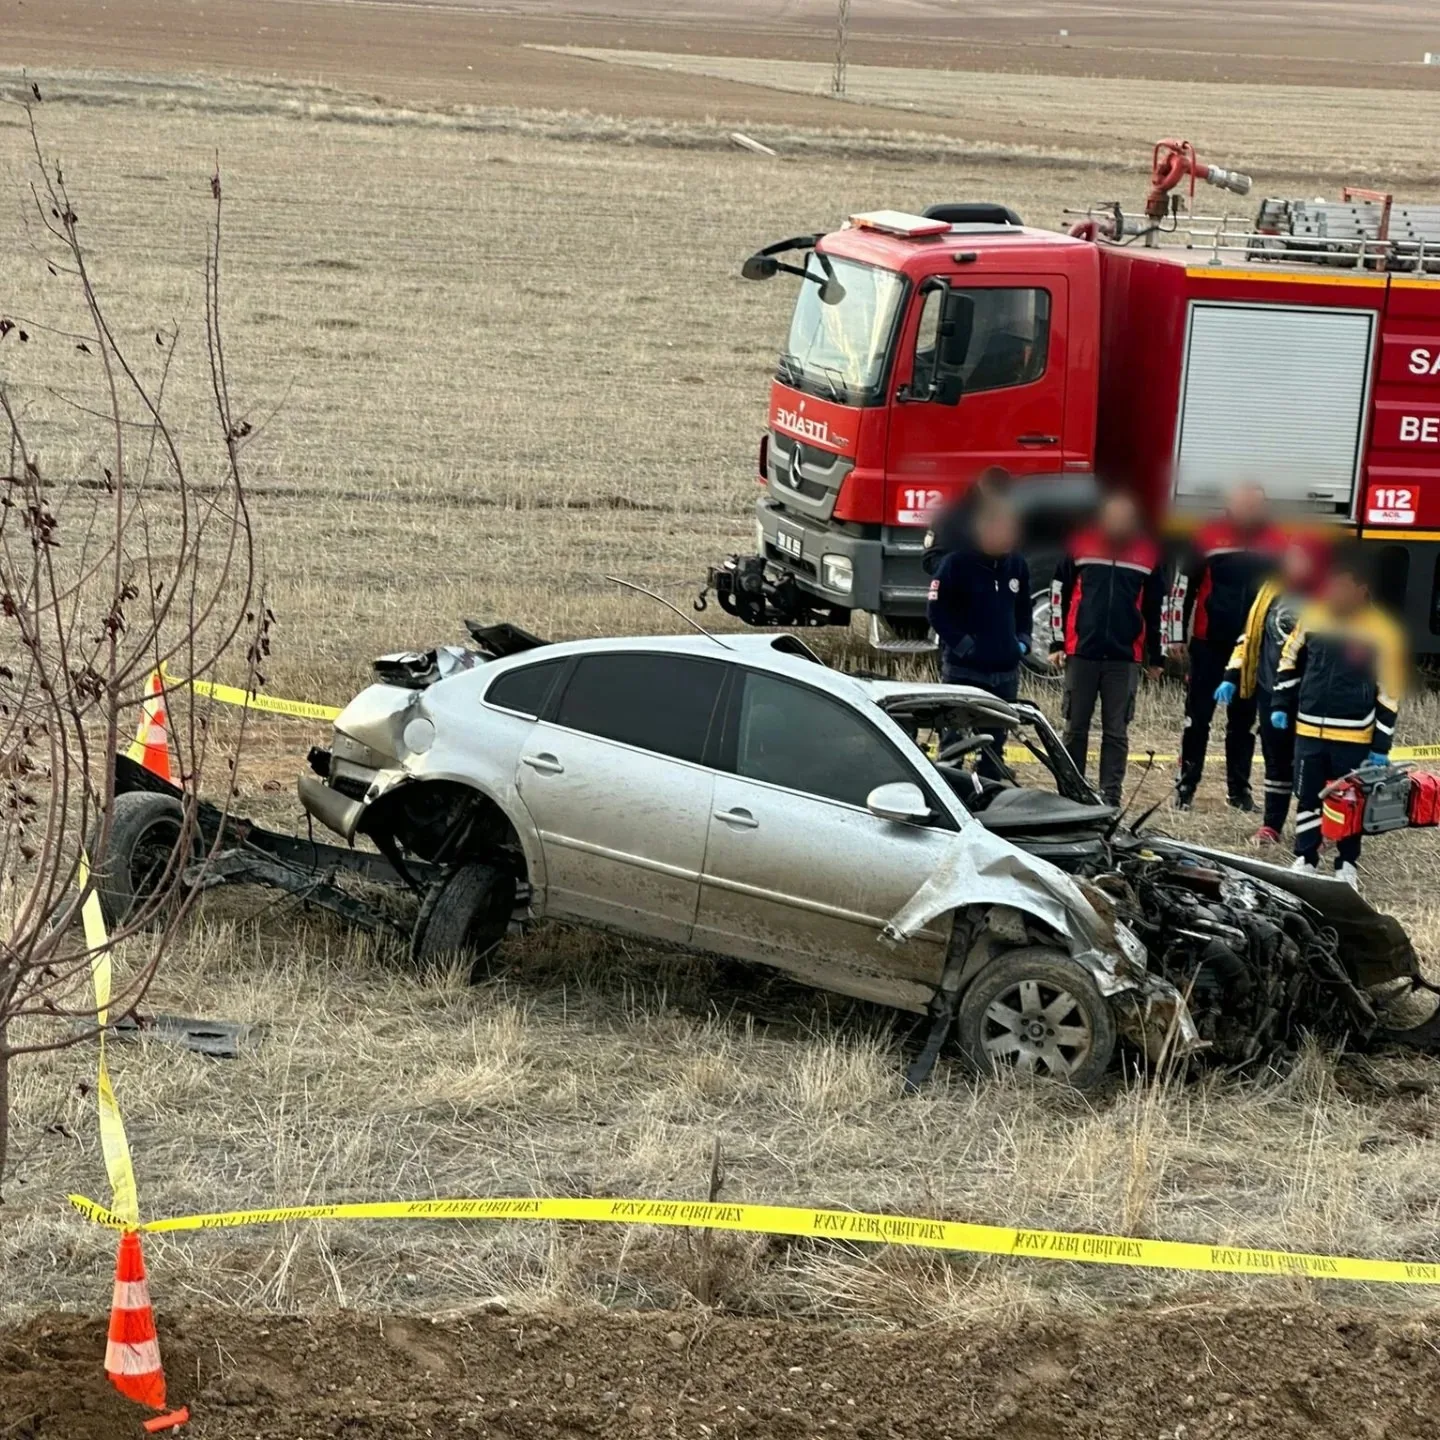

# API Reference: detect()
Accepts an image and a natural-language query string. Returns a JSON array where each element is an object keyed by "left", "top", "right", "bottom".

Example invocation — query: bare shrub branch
[{"left": 0, "top": 98, "right": 267, "bottom": 1188}]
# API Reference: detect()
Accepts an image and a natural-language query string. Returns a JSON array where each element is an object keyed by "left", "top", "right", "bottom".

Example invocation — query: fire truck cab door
[{"left": 886, "top": 275, "right": 1068, "bottom": 525}]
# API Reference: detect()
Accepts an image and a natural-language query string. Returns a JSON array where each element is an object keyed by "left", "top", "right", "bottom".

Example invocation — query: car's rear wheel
[
  {"left": 410, "top": 862, "right": 516, "bottom": 981},
  {"left": 955, "top": 948, "right": 1116, "bottom": 1088},
  {"left": 91, "top": 791, "right": 194, "bottom": 928}
]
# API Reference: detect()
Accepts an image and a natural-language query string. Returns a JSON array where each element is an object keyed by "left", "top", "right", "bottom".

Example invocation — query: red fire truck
[{"left": 699, "top": 145, "right": 1440, "bottom": 658}]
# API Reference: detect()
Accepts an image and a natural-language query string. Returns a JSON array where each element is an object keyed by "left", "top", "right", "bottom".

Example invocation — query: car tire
[
  {"left": 1022, "top": 588, "right": 1059, "bottom": 681},
  {"left": 410, "top": 862, "right": 516, "bottom": 981},
  {"left": 91, "top": 791, "right": 193, "bottom": 929},
  {"left": 955, "top": 947, "right": 1116, "bottom": 1088},
  {"left": 1370, "top": 982, "right": 1440, "bottom": 1053}
]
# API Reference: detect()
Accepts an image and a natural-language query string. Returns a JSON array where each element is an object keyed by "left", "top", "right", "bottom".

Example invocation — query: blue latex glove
[
  {"left": 1270, "top": 710, "right": 1289, "bottom": 730},
  {"left": 1016, "top": 636, "right": 1030, "bottom": 657},
  {"left": 1214, "top": 681, "right": 1236, "bottom": 705},
  {"left": 1367, "top": 751, "right": 1387, "bottom": 769}
]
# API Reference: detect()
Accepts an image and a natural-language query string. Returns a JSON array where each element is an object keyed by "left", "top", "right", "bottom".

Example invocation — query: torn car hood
[{"left": 883, "top": 825, "right": 1202, "bottom": 1057}]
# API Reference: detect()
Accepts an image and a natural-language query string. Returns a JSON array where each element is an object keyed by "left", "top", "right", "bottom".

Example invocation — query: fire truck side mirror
[
  {"left": 938, "top": 291, "right": 974, "bottom": 367},
  {"left": 741, "top": 253, "right": 780, "bottom": 282},
  {"left": 930, "top": 290, "right": 973, "bottom": 405},
  {"left": 932, "top": 373, "right": 964, "bottom": 406}
]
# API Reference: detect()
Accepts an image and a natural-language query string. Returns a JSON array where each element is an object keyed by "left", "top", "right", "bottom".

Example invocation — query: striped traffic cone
[
  {"left": 125, "top": 671, "right": 173, "bottom": 783},
  {"left": 105, "top": 1231, "right": 189, "bottom": 1430}
]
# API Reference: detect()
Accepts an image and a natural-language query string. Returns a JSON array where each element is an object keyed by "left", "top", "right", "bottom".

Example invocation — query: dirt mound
[{"left": 2, "top": 1304, "right": 1435, "bottom": 1439}]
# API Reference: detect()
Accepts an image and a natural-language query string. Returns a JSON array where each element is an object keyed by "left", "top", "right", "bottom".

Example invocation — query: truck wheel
[
  {"left": 410, "top": 862, "right": 516, "bottom": 981},
  {"left": 955, "top": 948, "right": 1116, "bottom": 1088},
  {"left": 91, "top": 791, "right": 192, "bottom": 928},
  {"left": 1023, "top": 588, "right": 1059, "bottom": 680}
]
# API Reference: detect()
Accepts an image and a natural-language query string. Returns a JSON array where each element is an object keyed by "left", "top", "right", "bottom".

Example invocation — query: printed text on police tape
[{"left": 67, "top": 1194, "right": 1440, "bottom": 1286}]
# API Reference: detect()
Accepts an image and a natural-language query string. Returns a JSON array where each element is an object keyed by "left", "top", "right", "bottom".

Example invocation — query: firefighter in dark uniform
[
  {"left": 1271, "top": 546, "right": 1407, "bottom": 888},
  {"left": 926, "top": 489, "right": 1031, "bottom": 778},
  {"left": 1168, "top": 484, "right": 1286, "bottom": 812},
  {"left": 921, "top": 466, "right": 1012, "bottom": 577},
  {"left": 1215, "top": 538, "right": 1326, "bottom": 846},
  {"left": 1048, "top": 493, "right": 1165, "bottom": 807}
]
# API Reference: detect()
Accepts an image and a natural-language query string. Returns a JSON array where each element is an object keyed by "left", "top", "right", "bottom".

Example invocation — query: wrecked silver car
[
  {"left": 270, "top": 624, "right": 1434, "bottom": 1087},
  {"left": 92, "top": 623, "right": 1436, "bottom": 1087}
]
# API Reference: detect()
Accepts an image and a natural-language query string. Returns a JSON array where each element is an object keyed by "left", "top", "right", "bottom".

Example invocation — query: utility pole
[{"left": 832, "top": 0, "right": 851, "bottom": 96}]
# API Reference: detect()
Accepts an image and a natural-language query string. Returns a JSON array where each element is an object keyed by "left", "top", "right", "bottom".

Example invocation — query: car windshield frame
[{"left": 778, "top": 255, "right": 906, "bottom": 407}]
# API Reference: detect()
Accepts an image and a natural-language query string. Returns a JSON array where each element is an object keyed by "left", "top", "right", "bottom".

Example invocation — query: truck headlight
[{"left": 822, "top": 555, "right": 853, "bottom": 595}]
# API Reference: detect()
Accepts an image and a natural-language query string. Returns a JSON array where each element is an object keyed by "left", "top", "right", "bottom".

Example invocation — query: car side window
[
  {"left": 485, "top": 657, "right": 567, "bottom": 718},
  {"left": 552, "top": 653, "right": 726, "bottom": 765},
  {"left": 734, "top": 671, "right": 915, "bottom": 808}
]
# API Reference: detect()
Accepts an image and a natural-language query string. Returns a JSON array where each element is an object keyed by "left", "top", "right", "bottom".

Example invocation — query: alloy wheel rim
[{"left": 981, "top": 977, "right": 1093, "bottom": 1077}]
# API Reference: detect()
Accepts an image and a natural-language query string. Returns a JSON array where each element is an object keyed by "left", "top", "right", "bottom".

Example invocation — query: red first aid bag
[
  {"left": 1408, "top": 771, "right": 1440, "bottom": 827},
  {"left": 1321, "top": 778, "right": 1365, "bottom": 842}
]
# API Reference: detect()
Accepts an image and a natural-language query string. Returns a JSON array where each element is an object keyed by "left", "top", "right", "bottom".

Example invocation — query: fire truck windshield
[{"left": 779, "top": 256, "right": 904, "bottom": 405}]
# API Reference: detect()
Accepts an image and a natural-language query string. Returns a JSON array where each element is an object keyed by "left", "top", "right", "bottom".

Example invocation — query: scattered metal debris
[
  {"left": 729, "top": 132, "right": 777, "bottom": 157},
  {"left": 106, "top": 1012, "right": 262, "bottom": 1060}
]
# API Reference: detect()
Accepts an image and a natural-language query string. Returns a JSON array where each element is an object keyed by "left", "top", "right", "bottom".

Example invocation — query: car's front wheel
[
  {"left": 410, "top": 862, "right": 516, "bottom": 981},
  {"left": 955, "top": 948, "right": 1116, "bottom": 1088}
]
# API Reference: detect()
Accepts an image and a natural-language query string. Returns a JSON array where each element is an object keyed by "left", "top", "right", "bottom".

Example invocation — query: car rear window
[
  {"left": 552, "top": 653, "right": 725, "bottom": 764},
  {"left": 485, "top": 657, "right": 566, "bottom": 718}
]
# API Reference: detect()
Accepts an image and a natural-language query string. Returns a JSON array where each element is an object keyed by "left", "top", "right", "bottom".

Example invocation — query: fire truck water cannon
[{"left": 1146, "top": 139, "right": 1252, "bottom": 222}]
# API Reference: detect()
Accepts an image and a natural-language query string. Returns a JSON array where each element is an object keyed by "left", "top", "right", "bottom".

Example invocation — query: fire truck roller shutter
[{"left": 1173, "top": 303, "right": 1376, "bottom": 516}]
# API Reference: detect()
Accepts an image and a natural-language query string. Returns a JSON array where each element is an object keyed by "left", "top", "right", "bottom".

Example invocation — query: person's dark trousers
[
  {"left": 1061, "top": 657, "right": 1138, "bottom": 807},
  {"left": 1178, "top": 637, "right": 1259, "bottom": 801},
  {"left": 941, "top": 662, "right": 1019, "bottom": 780},
  {"left": 1254, "top": 686, "right": 1295, "bottom": 834},
  {"left": 1293, "top": 737, "right": 1371, "bottom": 866}
]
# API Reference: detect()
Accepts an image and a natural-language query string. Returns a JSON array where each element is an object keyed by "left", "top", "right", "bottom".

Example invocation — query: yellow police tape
[
  {"left": 64, "top": 1192, "right": 1440, "bottom": 1286},
  {"left": 164, "top": 670, "right": 1440, "bottom": 768},
  {"left": 78, "top": 857, "right": 141, "bottom": 1228},
  {"left": 183, "top": 675, "right": 341, "bottom": 723}
]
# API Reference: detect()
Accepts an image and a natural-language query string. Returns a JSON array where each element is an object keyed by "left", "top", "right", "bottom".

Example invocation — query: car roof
[
  {"left": 495, "top": 632, "right": 873, "bottom": 701},
  {"left": 495, "top": 637, "right": 1041, "bottom": 723}
]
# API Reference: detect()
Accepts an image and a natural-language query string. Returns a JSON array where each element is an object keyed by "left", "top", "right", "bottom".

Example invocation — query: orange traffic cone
[
  {"left": 106, "top": 1231, "right": 189, "bottom": 1430},
  {"left": 126, "top": 671, "right": 172, "bottom": 783}
]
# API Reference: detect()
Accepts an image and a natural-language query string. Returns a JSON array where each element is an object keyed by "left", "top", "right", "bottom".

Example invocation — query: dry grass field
[
  {"left": 4, "top": 14, "right": 1440, "bottom": 1433},
  {"left": 559, "top": 47, "right": 1440, "bottom": 181}
]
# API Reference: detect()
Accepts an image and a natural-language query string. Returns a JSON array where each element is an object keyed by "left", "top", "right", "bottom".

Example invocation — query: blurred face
[
  {"left": 1324, "top": 568, "right": 1367, "bottom": 616},
  {"left": 1227, "top": 483, "right": 1269, "bottom": 531},
  {"left": 1099, "top": 495, "right": 1139, "bottom": 544},
  {"left": 1279, "top": 542, "right": 1315, "bottom": 592},
  {"left": 974, "top": 501, "right": 1019, "bottom": 556}
]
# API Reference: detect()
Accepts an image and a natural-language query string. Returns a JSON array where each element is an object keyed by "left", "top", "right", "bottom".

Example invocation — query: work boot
[
  {"left": 1250, "top": 825, "right": 1280, "bottom": 847},
  {"left": 1173, "top": 788, "right": 1195, "bottom": 813},
  {"left": 1334, "top": 861, "right": 1360, "bottom": 890},
  {"left": 1291, "top": 854, "right": 1319, "bottom": 872},
  {"left": 1227, "top": 789, "right": 1255, "bottom": 814}
]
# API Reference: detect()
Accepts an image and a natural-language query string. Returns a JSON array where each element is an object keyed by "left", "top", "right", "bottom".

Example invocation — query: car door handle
[
  {"left": 1017, "top": 433, "right": 1058, "bottom": 446},
  {"left": 714, "top": 807, "right": 759, "bottom": 829},
  {"left": 521, "top": 752, "right": 564, "bottom": 775}
]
